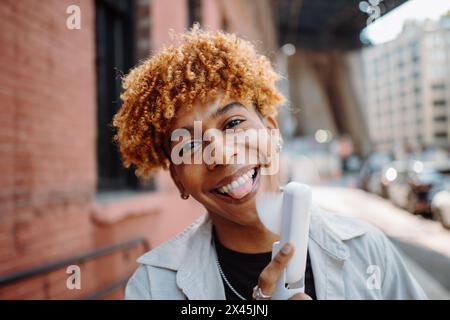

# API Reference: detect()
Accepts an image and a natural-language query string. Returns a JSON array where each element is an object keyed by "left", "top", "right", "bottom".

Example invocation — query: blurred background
[{"left": 0, "top": 0, "right": 449, "bottom": 299}]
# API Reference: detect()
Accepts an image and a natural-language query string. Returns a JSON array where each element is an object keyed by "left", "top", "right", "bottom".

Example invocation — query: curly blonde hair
[{"left": 113, "top": 26, "right": 285, "bottom": 177}]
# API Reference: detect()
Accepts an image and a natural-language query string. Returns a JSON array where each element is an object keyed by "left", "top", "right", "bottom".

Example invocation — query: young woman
[{"left": 113, "top": 27, "right": 426, "bottom": 300}]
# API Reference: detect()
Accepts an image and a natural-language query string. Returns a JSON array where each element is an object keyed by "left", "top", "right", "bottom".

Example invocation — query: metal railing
[{"left": 0, "top": 237, "right": 150, "bottom": 299}]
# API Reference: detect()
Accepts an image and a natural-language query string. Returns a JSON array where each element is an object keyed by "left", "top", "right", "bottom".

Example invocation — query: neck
[{"left": 210, "top": 213, "right": 278, "bottom": 253}]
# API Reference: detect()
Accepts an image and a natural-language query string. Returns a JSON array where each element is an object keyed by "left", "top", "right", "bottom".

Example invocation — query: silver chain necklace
[
  {"left": 213, "top": 238, "right": 247, "bottom": 300},
  {"left": 213, "top": 186, "right": 284, "bottom": 301}
]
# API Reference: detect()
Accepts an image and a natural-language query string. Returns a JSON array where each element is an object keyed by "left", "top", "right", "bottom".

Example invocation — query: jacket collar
[
  {"left": 308, "top": 204, "right": 366, "bottom": 260},
  {"left": 137, "top": 213, "right": 211, "bottom": 271},
  {"left": 137, "top": 214, "right": 226, "bottom": 299}
]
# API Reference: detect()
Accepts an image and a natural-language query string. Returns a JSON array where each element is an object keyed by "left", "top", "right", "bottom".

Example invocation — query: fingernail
[{"left": 281, "top": 243, "right": 292, "bottom": 254}]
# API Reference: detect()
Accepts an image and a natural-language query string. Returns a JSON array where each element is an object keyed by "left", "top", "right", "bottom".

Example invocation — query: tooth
[
  {"left": 231, "top": 181, "right": 239, "bottom": 189},
  {"left": 219, "top": 186, "right": 225, "bottom": 193},
  {"left": 223, "top": 185, "right": 229, "bottom": 193},
  {"left": 238, "top": 177, "right": 246, "bottom": 185}
]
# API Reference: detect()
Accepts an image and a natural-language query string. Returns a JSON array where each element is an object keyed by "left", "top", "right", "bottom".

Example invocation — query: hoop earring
[{"left": 181, "top": 193, "right": 190, "bottom": 200}]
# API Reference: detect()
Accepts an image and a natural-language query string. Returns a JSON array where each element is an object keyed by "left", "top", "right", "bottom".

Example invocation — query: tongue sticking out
[{"left": 227, "top": 178, "right": 254, "bottom": 199}]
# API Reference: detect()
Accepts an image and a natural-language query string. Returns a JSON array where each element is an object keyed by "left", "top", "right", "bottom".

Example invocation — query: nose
[{"left": 205, "top": 134, "right": 240, "bottom": 171}]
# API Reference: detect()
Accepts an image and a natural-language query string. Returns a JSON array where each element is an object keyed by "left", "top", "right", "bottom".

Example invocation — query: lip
[
  {"left": 210, "top": 166, "right": 261, "bottom": 205},
  {"left": 211, "top": 164, "right": 258, "bottom": 190}
]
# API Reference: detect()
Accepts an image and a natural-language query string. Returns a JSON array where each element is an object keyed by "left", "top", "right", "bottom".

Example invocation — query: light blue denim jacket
[{"left": 125, "top": 206, "right": 427, "bottom": 300}]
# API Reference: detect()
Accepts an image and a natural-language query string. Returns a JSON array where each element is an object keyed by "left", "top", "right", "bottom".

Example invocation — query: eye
[
  {"left": 224, "top": 118, "right": 245, "bottom": 130},
  {"left": 180, "top": 140, "right": 201, "bottom": 156}
]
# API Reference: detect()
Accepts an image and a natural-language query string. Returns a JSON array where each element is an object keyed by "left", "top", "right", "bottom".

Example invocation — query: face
[{"left": 167, "top": 95, "right": 281, "bottom": 226}]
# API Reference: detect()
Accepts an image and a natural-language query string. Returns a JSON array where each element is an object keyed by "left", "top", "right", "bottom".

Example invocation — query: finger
[
  {"left": 289, "top": 293, "right": 313, "bottom": 300},
  {"left": 257, "top": 242, "right": 295, "bottom": 296}
]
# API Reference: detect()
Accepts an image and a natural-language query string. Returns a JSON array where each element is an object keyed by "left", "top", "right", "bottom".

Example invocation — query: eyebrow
[
  {"left": 211, "top": 102, "right": 246, "bottom": 119},
  {"left": 179, "top": 102, "right": 246, "bottom": 133}
]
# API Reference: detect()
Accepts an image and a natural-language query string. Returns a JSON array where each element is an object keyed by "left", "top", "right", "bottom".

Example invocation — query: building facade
[
  {"left": 362, "top": 14, "right": 450, "bottom": 154},
  {"left": 0, "top": 0, "right": 276, "bottom": 299}
]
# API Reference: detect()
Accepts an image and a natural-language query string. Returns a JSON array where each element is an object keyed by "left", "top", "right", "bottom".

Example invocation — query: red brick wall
[
  {"left": 0, "top": 0, "right": 204, "bottom": 299},
  {"left": 0, "top": 0, "right": 96, "bottom": 280},
  {"left": 151, "top": 0, "right": 188, "bottom": 50}
]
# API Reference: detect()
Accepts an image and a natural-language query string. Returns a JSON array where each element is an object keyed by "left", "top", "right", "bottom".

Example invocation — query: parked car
[
  {"left": 358, "top": 152, "right": 393, "bottom": 197},
  {"left": 431, "top": 173, "right": 450, "bottom": 229},
  {"left": 385, "top": 161, "right": 412, "bottom": 210},
  {"left": 367, "top": 170, "right": 385, "bottom": 197},
  {"left": 381, "top": 160, "right": 437, "bottom": 215},
  {"left": 432, "top": 190, "right": 450, "bottom": 229},
  {"left": 407, "top": 169, "right": 444, "bottom": 216}
]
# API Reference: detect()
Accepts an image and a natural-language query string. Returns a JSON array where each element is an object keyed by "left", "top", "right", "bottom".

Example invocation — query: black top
[{"left": 213, "top": 230, "right": 316, "bottom": 300}]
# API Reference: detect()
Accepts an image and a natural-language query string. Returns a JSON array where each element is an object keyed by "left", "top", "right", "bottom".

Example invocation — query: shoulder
[
  {"left": 125, "top": 265, "right": 152, "bottom": 299},
  {"left": 136, "top": 213, "right": 211, "bottom": 269},
  {"left": 125, "top": 214, "right": 212, "bottom": 299},
  {"left": 313, "top": 205, "right": 387, "bottom": 243},
  {"left": 311, "top": 206, "right": 390, "bottom": 262}
]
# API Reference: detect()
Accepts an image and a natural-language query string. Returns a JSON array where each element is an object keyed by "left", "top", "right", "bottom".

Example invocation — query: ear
[
  {"left": 169, "top": 164, "right": 185, "bottom": 194},
  {"left": 264, "top": 114, "right": 279, "bottom": 131}
]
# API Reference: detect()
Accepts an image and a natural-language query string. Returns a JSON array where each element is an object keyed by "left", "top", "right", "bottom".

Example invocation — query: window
[
  {"left": 95, "top": 0, "right": 151, "bottom": 191},
  {"left": 433, "top": 100, "right": 447, "bottom": 107},
  {"left": 434, "top": 132, "right": 448, "bottom": 138},
  {"left": 414, "top": 87, "right": 421, "bottom": 95},
  {"left": 434, "top": 115, "right": 448, "bottom": 122},
  {"left": 431, "top": 83, "right": 446, "bottom": 90},
  {"left": 188, "top": 0, "right": 202, "bottom": 27}
]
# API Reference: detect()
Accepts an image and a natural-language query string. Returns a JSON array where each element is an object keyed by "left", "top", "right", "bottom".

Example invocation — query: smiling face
[{"left": 167, "top": 95, "right": 282, "bottom": 227}]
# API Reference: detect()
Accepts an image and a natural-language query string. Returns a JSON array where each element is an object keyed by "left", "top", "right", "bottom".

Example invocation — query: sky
[{"left": 364, "top": 0, "right": 450, "bottom": 44}]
